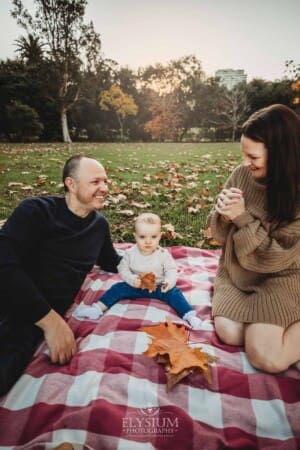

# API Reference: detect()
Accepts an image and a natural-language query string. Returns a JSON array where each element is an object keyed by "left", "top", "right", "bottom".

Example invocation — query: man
[{"left": 0, "top": 155, "right": 120, "bottom": 396}]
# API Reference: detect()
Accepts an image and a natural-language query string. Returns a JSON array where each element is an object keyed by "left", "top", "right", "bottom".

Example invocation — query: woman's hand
[{"left": 215, "top": 187, "right": 245, "bottom": 220}]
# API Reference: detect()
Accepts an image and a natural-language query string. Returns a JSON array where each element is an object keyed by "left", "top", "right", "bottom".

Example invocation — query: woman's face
[{"left": 241, "top": 135, "right": 268, "bottom": 179}]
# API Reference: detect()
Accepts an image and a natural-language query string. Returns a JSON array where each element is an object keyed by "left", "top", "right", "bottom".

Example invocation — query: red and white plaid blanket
[{"left": 0, "top": 245, "right": 299, "bottom": 450}]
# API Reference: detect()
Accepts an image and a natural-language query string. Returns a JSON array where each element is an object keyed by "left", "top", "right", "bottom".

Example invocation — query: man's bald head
[{"left": 62, "top": 155, "right": 104, "bottom": 192}]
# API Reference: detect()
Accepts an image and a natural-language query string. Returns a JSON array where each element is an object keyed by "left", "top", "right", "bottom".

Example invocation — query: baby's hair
[{"left": 134, "top": 213, "right": 161, "bottom": 230}]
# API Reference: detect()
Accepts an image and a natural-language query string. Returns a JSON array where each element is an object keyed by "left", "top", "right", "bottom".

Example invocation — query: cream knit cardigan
[{"left": 117, "top": 245, "right": 178, "bottom": 289}]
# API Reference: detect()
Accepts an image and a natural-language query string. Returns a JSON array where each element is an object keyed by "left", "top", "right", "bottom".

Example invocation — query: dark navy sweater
[{"left": 0, "top": 196, "right": 120, "bottom": 323}]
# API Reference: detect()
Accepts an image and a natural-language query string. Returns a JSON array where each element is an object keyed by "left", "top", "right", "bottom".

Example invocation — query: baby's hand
[
  {"left": 134, "top": 277, "right": 142, "bottom": 288},
  {"left": 161, "top": 281, "right": 169, "bottom": 293}
]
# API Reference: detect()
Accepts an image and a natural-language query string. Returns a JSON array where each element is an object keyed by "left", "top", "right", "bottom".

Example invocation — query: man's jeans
[
  {"left": 0, "top": 315, "right": 41, "bottom": 396},
  {"left": 100, "top": 282, "right": 193, "bottom": 317}
]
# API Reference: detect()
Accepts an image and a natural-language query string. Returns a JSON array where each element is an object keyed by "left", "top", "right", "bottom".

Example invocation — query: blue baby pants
[{"left": 99, "top": 282, "right": 193, "bottom": 317}]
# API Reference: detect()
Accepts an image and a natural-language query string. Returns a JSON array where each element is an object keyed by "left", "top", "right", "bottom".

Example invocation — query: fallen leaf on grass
[
  {"left": 130, "top": 201, "right": 151, "bottom": 209},
  {"left": 161, "top": 223, "right": 183, "bottom": 240},
  {"left": 139, "top": 318, "right": 217, "bottom": 390},
  {"left": 117, "top": 209, "right": 135, "bottom": 216},
  {"left": 8, "top": 182, "right": 23, "bottom": 187},
  {"left": 108, "top": 194, "right": 127, "bottom": 204},
  {"left": 202, "top": 227, "right": 222, "bottom": 247},
  {"left": 188, "top": 206, "right": 200, "bottom": 214}
]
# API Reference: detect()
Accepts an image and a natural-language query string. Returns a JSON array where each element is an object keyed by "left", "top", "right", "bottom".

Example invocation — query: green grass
[{"left": 0, "top": 142, "right": 242, "bottom": 247}]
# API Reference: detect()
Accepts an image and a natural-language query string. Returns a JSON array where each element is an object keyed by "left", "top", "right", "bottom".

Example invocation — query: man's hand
[{"left": 35, "top": 309, "right": 77, "bottom": 365}]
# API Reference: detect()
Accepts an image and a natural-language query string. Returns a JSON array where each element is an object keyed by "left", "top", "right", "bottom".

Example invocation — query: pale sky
[{"left": 0, "top": 0, "right": 299, "bottom": 81}]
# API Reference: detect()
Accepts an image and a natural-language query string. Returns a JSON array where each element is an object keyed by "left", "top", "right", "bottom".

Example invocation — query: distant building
[{"left": 215, "top": 69, "right": 247, "bottom": 90}]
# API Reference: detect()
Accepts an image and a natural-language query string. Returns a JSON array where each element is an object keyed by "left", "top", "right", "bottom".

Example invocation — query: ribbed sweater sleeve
[
  {"left": 162, "top": 251, "right": 178, "bottom": 289},
  {"left": 207, "top": 167, "right": 241, "bottom": 244},
  {"left": 232, "top": 214, "right": 300, "bottom": 273},
  {"left": 117, "top": 251, "right": 139, "bottom": 286},
  {"left": 211, "top": 165, "right": 300, "bottom": 328}
]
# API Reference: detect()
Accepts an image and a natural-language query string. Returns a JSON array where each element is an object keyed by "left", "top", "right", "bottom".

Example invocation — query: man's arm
[
  {"left": 36, "top": 309, "right": 76, "bottom": 364},
  {"left": 0, "top": 200, "right": 76, "bottom": 363},
  {"left": 96, "top": 219, "right": 121, "bottom": 272},
  {"left": 0, "top": 201, "right": 51, "bottom": 321},
  {"left": 0, "top": 239, "right": 77, "bottom": 364}
]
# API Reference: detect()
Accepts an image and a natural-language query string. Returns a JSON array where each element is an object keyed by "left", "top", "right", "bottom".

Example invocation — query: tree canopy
[{"left": 0, "top": 5, "right": 298, "bottom": 143}]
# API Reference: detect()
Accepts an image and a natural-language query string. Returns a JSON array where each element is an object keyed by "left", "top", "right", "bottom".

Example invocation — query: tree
[
  {"left": 11, "top": 0, "right": 102, "bottom": 142},
  {"left": 285, "top": 60, "right": 300, "bottom": 108},
  {"left": 14, "top": 33, "right": 44, "bottom": 65},
  {"left": 192, "top": 78, "right": 225, "bottom": 129},
  {"left": 139, "top": 55, "right": 206, "bottom": 140},
  {"left": 115, "top": 66, "right": 149, "bottom": 140},
  {"left": 5, "top": 101, "right": 44, "bottom": 141},
  {"left": 99, "top": 85, "right": 138, "bottom": 141},
  {"left": 214, "top": 83, "right": 249, "bottom": 141},
  {"left": 291, "top": 80, "right": 300, "bottom": 107},
  {"left": 0, "top": 59, "right": 47, "bottom": 141},
  {"left": 143, "top": 90, "right": 182, "bottom": 142},
  {"left": 246, "top": 78, "right": 296, "bottom": 116}
]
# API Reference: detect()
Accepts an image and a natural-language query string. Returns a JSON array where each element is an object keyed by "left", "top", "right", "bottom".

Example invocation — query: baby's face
[{"left": 135, "top": 223, "right": 161, "bottom": 255}]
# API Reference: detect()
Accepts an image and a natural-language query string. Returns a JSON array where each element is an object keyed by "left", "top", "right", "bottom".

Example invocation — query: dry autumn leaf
[
  {"left": 117, "top": 209, "right": 135, "bottom": 216},
  {"left": 188, "top": 206, "right": 200, "bottom": 214},
  {"left": 108, "top": 193, "right": 127, "bottom": 204},
  {"left": 8, "top": 182, "right": 23, "bottom": 187},
  {"left": 203, "top": 227, "right": 222, "bottom": 247},
  {"left": 161, "top": 223, "right": 183, "bottom": 240},
  {"left": 130, "top": 201, "right": 151, "bottom": 209},
  {"left": 140, "top": 272, "right": 157, "bottom": 292},
  {"left": 139, "top": 318, "right": 217, "bottom": 391}
]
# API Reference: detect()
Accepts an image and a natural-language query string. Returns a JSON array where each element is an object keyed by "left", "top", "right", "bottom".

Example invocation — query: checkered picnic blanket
[{"left": 0, "top": 245, "right": 299, "bottom": 450}]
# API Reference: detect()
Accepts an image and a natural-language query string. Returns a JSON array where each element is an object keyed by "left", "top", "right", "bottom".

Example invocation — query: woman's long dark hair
[{"left": 241, "top": 104, "right": 300, "bottom": 224}]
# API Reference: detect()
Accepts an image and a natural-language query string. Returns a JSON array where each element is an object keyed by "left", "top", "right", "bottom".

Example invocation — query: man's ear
[{"left": 64, "top": 176, "right": 75, "bottom": 192}]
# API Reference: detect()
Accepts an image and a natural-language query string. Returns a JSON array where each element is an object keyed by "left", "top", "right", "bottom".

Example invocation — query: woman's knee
[
  {"left": 245, "top": 323, "right": 289, "bottom": 373},
  {"left": 214, "top": 316, "right": 244, "bottom": 346},
  {"left": 245, "top": 341, "right": 288, "bottom": 373}
]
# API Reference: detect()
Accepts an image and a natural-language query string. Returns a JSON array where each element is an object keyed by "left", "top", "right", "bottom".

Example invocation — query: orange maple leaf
[
  {"left": 140, "top": 272, "right": 157, "bottom": 292},
  {"left": 139, "top": 318, "right": 217, "bottom": 390}
]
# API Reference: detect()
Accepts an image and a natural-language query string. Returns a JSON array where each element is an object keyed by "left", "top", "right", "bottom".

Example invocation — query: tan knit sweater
[{"left": 208, "top": 165, "right": 300, "bottom": 328}]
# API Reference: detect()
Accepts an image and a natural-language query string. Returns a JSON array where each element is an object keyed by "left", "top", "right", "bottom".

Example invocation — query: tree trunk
[
  {"left": 61, "top": 108, "right": 72, "bottom": 143},
  {"left": 179, "top": 127, "right": 188, "bottom": 142},
  {"left": 232, "top": 126, "right": 236, "bottom": 142},
  {"left": 116, "top": 112, "right": 124, "bottom": 141}
]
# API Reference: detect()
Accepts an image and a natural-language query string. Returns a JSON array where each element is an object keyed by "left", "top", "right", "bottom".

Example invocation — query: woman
[{"left": 208, "top": 104, "right": 300, "bottom": 373}]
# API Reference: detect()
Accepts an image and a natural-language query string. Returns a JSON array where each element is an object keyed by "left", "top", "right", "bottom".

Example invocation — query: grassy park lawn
[{"left": 0, "top": 142, "right": 242, "bottom": 247}]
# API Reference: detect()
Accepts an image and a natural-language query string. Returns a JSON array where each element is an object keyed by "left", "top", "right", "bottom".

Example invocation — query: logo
[{"left": 122, "top": 406, "right": 179, "bottom": 438}]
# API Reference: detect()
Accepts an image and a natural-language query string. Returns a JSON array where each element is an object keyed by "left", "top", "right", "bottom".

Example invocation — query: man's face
[{"left": 71, "top": 158, "right": 108, "bottom": 213}]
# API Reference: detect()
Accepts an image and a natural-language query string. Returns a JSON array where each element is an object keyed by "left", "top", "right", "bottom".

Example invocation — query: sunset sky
[{"left": 0, "top": 0, "right": 299, "bottom": 81}]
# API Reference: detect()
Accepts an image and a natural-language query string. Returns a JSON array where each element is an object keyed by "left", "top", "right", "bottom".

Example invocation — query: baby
[{"left": 74, "top": 213, "right": 203, "bottom": 329}]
